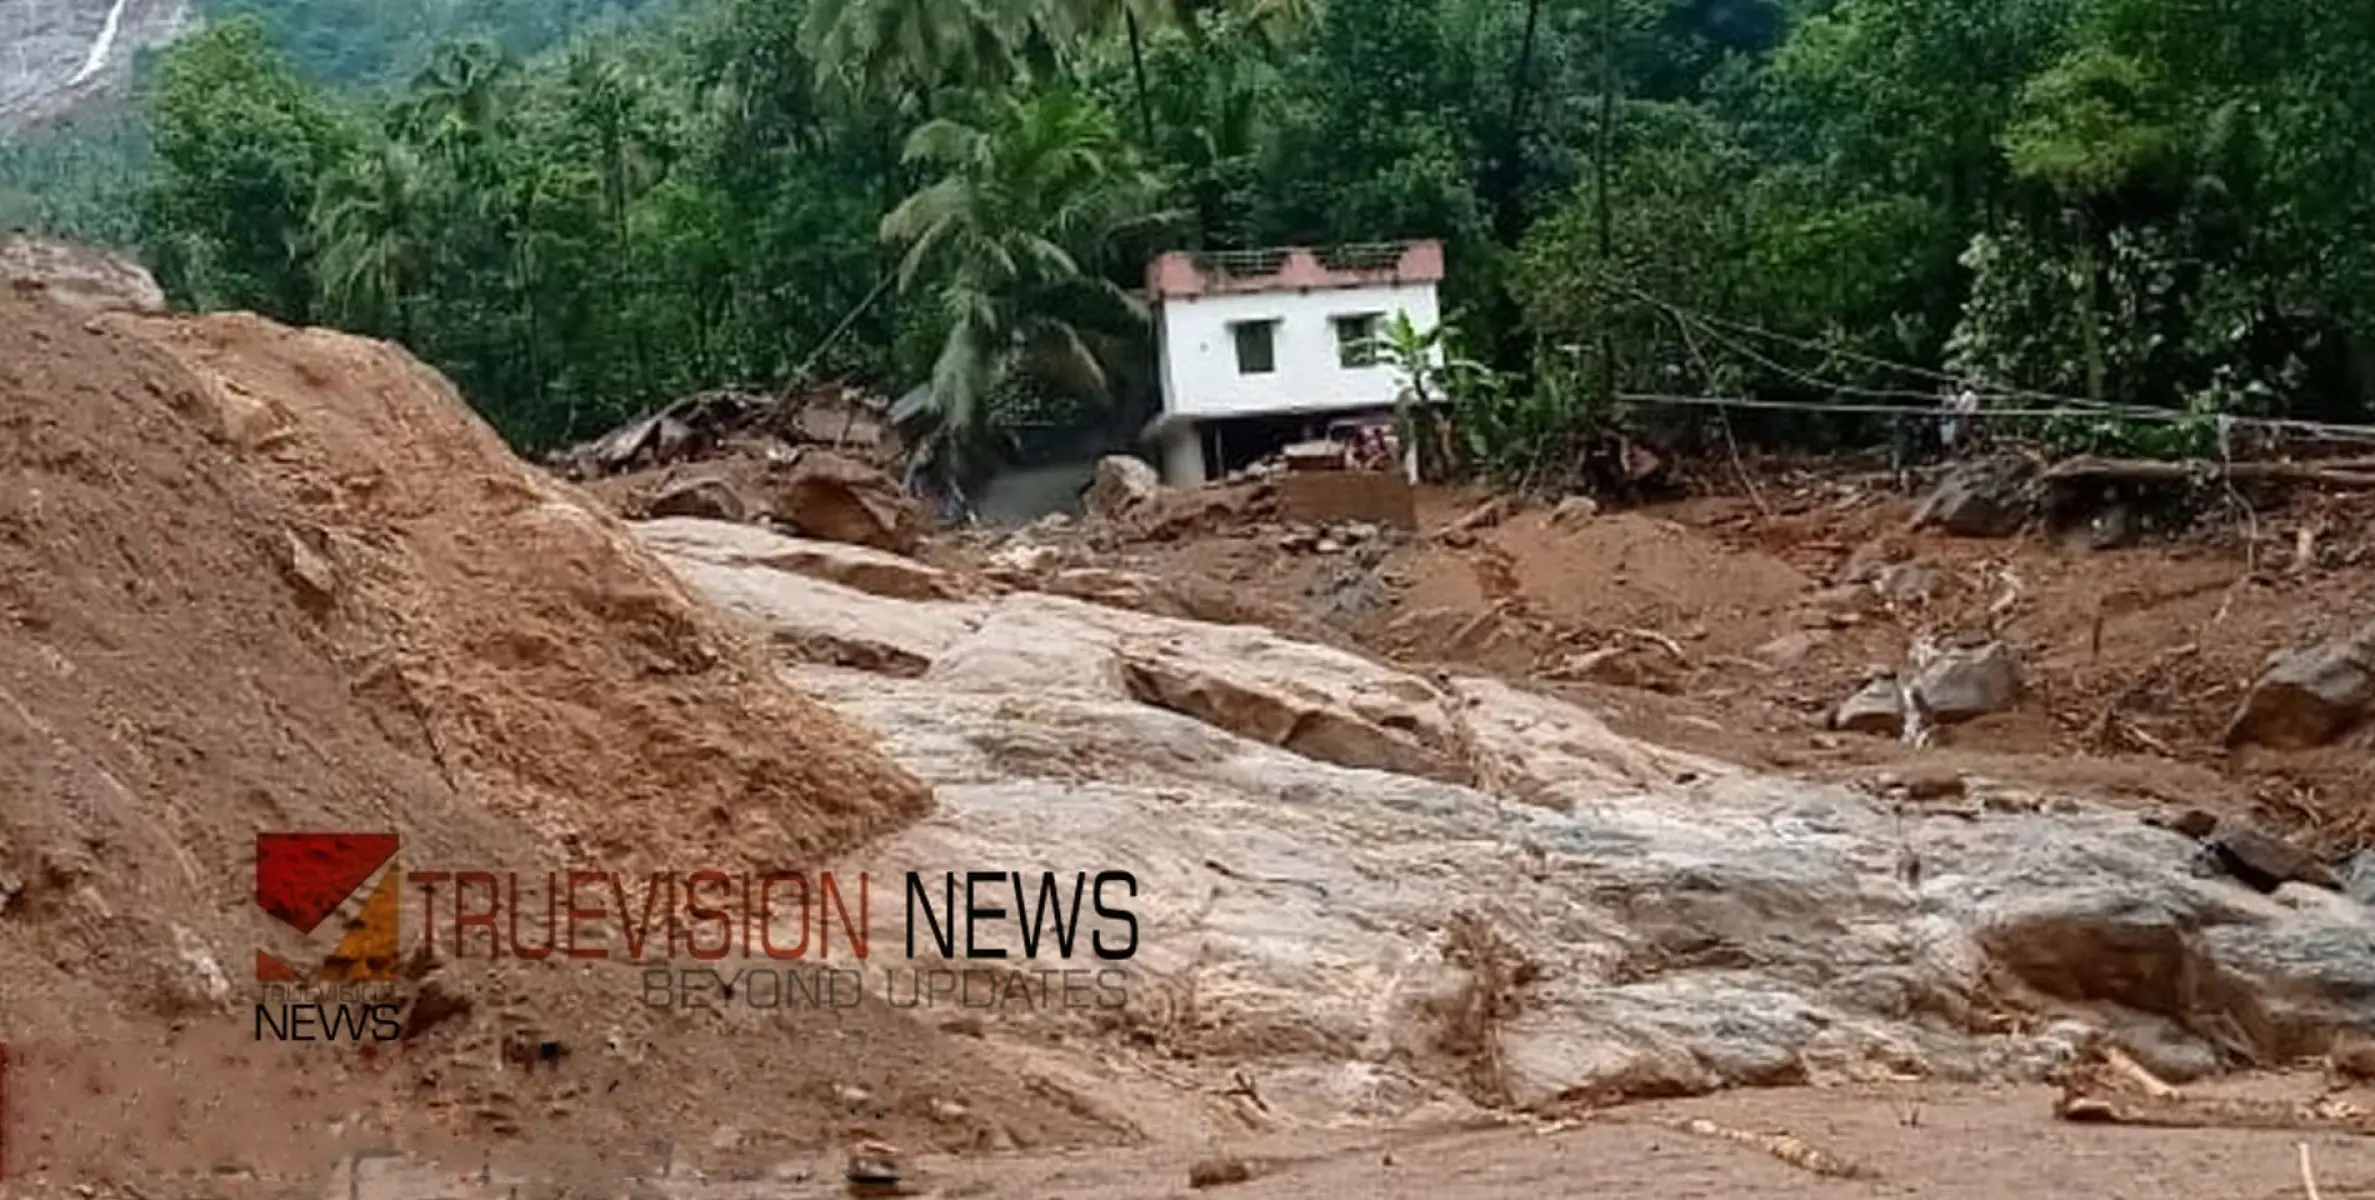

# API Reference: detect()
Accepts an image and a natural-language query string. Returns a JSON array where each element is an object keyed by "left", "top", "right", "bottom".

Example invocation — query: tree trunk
[{"left": 1125, "top": 9, "right": 1157, "bottom": 146}]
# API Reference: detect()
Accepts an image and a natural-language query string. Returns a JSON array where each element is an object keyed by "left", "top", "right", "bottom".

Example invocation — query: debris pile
[
  {"left": 548, "top": 385, "right": 899, "bottom": 479},
  {"left": 552, "top": 386, "right": 928, "bottom": 553}
]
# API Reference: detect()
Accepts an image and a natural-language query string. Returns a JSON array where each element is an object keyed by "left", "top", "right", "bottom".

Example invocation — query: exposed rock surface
[
  {"left": 644, "top": 521, "right": 2375, "bottom": 1119},
  {"left": 2223, "top": 622, "right": 2375, "bottom": 748}
]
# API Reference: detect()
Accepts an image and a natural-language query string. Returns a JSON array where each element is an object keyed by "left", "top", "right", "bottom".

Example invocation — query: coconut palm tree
[
  {"left": 311, "top": 137, "right": 432, "bottom": 342},
  {"left": 881, "top": 88, "right": 1171, "bottom": 479}
]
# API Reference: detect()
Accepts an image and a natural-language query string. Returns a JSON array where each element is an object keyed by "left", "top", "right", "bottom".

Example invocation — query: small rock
[
  {"left": 2144, "top": 807, "right": 2221, "bottom": 841},
  {"left": 1314, "top": 538, "right": 1343, "bottom": 554},
  {"left": 930, "top": 1099, "right": 969, "bottom": 1124},
  {"left": 845, "top": 1140, "right": 902, "bottom": 1189},
  {"left": 1832, "top": 677, "right": 1907, "bottom": 737},
  {"left": 1551, "top": 495, "right": 1599, "bottom": 526},
  {"left": 2223, "top": 622, "right": 2375, "bottom": 749},
  {"left": 1910, "top": 641, "right": 2021, "bottom": 724},
  {"left": 1446, "top": 496, "right": 1513, "bottom": 534},
  {"left": 1871, "top": 562, "right": 1941, "bottom": 603},
  {"left": 648, "top": 475, "right": 748, "bottom": 523},
  {"left": 282, "top": 530, "right": 337, "bottom": 599},
  {"left": 2342, "top": 851, "right": 2375, "bottom": 907},
  {"left": 1188, "top": 1156, "right": 1254, "bottom": 1189},
  {"left": 710, "top": 1127, "right": 744, "bottom": 1150},
  {"left": 836, "top": 1084, "right": 874, "bottom": 1108},
  {"left": 400, "top": 971, "right": 473, "bottom": 1041},
  {"left": 1896, "top": 767, "right": 1966, "bottom": 800},
  {"left": 2207, "top": 821, "right": 2340, "bottom": 893},
  {"left": 2332, "top": 1032, "right": 2375, "bottom": 1082},
  {"left": 1909, "top": 455, "right": 2033, "bottom": 537},
  {"left": 1753, "top": 629, "right": 1827, "bottom": 668}
]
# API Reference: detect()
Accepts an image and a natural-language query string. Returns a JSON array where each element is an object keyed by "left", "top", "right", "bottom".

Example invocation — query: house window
[
  {"left": 1230, "top": 319, "right": 1278, "bottom": 375},
  {"left": 1334, "top": 313, "right": 1383, "bottom": 368}
]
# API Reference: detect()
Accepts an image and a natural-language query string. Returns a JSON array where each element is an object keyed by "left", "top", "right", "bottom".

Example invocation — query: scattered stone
[
  {"left": 281, "top": 529, "right": 338, "bottom": 600},
  {"left": 399, "top": 972, "right": 473, "bottom": 1041},
  {"left": 1445, "top": 496, "right": 1513, "bottom": 535},
  {"left": 929, "top": 1099, "right": 969, "bottom": 1124},
  {"left": 2222, "top": 622, "right": 2375, "bottom": 749},
  {"left": 1753, "top": 629, "right": 1827, "bottom": 668},
  {"left": 1888, "top": 767, "right": 1967, "bottom": 801},
  {"left": 2145, "top": 808, "right": 2221, "bottom": 841},
  {"left": 1083, "top": 454, "right": 1161, "bottom": 521},
  {"left": 1871, "top": 562, "right": 1941, "bottom": 603},
  {"left": 709, "top": 1127, "right": 744, "bottom": 1150},
  {"left": 2206, "top": 821, "right": 2339, "bottom": 893},
  {"left": 1314, "top": 538, "right": 1343, "bottom": 555},
  {"left": 1910, "top": 641, "right": 2022, "bottom": 724},
  {"left": 2343, "top": 851, "right": 2375, "bottom": 908},
  {"left": 1551, "top": 495, "right": 1599, "bottom": 526},
  {"left": 1909, "top": 454, "right": 2034, "bottom": 537},
  {"left": 647, "top": 475, "right": 748, "bottom": 523},
  {"left": 1188, "top": 1157, "right": 1254, "bottom": 1189},
  {"left": 1832, "top": 677, "right": 1907, "bottom": 737},
  {"left": 844, "top": 1140, "right": 902, "bottom": 1194},
  {"left": 2331, "top": 1033, "right": 2375, "bottom": 1082},
  {"left": 835, "top": 1084, "right": 874, "bottom": 1108}
]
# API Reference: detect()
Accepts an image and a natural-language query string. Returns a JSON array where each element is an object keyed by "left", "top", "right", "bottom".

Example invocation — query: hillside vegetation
[{"left": 6, "top": 0, "right": 2372, "bottom": 479}]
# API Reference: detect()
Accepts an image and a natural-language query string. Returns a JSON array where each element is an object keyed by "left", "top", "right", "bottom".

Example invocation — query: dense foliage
[{"left": 3, "top": 0, "right": 2369, "bottom": 478}]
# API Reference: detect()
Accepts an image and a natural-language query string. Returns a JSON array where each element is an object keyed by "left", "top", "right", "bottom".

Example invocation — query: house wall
[{"left": 1154, "top": 282, "right": 1440, "bottom": 422}]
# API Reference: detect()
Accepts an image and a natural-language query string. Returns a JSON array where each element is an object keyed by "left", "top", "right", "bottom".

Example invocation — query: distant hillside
[
  {"left": 200, "top": 0, "right": 676, "bottom": 90},
  {"left": 0, "top": 0, "right": 673, "bottom": 134}
]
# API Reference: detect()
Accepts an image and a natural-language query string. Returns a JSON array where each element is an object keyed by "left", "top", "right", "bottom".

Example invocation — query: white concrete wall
[{"left": 1155, "top": 282, "right": 1440, "bottom": 422}]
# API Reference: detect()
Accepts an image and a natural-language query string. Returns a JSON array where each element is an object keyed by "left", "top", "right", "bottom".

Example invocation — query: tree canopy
[{"left": 1, "top": 0, "right": 2367, "bottom": 478}]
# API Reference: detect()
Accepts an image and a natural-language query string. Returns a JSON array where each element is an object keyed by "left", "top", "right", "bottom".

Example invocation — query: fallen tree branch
[
  {"left": 1638, "top": 1115, "right": 1877, "bottom": 1181},
  {"left": 2058, "top": 1043, "right": 2375, "bottom": 1135},
  {"left": 2042, "top": 456, "right": 2375, "bottom": 490}
]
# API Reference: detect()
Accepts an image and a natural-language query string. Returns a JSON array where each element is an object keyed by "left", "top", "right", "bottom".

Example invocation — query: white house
[{"left": 1140, "top": 241, "right": 1445, "bottom": 486}]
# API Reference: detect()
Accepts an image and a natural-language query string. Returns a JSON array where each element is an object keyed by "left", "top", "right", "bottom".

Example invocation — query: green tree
[
  {"left": 881, "top": 89, "right": 1170, "bottom": 478},
  {"left": 137, "top": 18, "right": 355, "bottom": 319}
]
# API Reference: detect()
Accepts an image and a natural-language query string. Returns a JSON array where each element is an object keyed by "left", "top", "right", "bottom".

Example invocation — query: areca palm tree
[
  {"left": 881, "top": 89, "right": 1171, "bottom": 479},
  {"left": 311, "top": 137, "right": 432, "bottom": 342},
  {"left": 799, "top": 0, "right": 1027, "bottom": 105}
]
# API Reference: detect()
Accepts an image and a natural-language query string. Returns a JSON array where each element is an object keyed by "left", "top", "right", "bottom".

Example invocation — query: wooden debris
[
  {"left": 2057, "top": 1042, "right": 2375, "bottom": 1134},
  {"left": 1638, "top": 1115, "right": 1876, "bottom": 1181}
]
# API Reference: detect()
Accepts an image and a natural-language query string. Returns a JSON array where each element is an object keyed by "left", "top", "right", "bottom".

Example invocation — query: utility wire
[{"left": 1590, "top": 277, "right": 2375, "bottom": 445}]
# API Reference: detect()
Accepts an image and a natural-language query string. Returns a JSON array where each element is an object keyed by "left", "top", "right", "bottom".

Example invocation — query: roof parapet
[{"left": 1146, "top": 240, "right": 1444, "bottom": 301}]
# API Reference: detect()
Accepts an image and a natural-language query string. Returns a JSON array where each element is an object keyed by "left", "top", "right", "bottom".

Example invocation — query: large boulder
[
  {"left": 1082, "top": 454, "right": 1161, "bottom": 521},
  {"left": 769, "top": 449, "right": 925, "bottom": 553},
  {"left": 1911, "top": 640, "right": 2022, "bottom": 724},
  {"left": 2223, "top": 623, "right": 2375, "bottom": 749}
]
